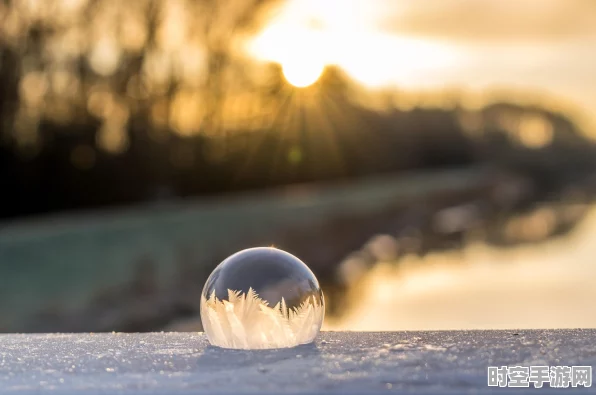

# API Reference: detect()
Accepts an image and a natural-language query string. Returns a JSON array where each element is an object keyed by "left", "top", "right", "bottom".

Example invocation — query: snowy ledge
[{"left": 0, "top": 330, "right": 594, "bottom": 394}]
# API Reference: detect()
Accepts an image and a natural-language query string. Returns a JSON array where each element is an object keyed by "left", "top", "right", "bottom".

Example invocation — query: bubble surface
[{"left": 200, "top": 247, "right": 325, "bottom": 349}]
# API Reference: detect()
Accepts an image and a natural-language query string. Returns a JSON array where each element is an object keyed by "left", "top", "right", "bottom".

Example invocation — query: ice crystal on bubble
[{"left": 200, "top": 247, "right": 325, "bottom": 349}]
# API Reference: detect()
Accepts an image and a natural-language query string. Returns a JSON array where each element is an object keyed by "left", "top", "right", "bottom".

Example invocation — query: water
[
  {"left": 0, "top": 168, "right": 483, "bottom": 333},
  {"left": 328, "top": 205, "right": 596, "bottom": 330}
]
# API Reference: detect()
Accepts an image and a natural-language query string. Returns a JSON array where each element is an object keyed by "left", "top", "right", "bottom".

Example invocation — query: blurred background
[{"left": 1, "top": 0, "right": 596, "bottom": 333}]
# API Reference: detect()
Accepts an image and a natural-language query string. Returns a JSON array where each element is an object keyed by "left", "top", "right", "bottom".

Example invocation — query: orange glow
[
  {"left": 248, "top": 0, "right": 459, "bottom": 89},
  {"left": 247, "top": 0, "right": 596, "bottom": 136},
  {"left": 250, "top": 22, "right": 327, "bottom": 88}
]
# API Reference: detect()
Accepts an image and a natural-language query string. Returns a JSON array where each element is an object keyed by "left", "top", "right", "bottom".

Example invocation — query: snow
[{"left": 0, "top": 331, "right": 595, "bottom": 394}]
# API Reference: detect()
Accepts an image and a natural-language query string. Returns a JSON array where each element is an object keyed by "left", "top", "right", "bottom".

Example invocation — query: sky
[
  {"left": 249, "top": 0, "right": 596, "bottom": 129},
  {"left": 3, "top": 0, "right": 594, "bottom": 141}
]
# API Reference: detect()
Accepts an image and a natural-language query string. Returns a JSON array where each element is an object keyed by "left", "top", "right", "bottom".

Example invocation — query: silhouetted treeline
[
  {"left": 2, "top": 80, "right": 595, "bottom": 220},
  {"left": 1, "top": 0, "right": 596, "bottom": 220}
]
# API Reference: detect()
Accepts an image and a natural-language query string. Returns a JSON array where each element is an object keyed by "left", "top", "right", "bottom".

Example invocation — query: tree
[{"left": 194, "top": 0, "right": 280, "bottom": 134}]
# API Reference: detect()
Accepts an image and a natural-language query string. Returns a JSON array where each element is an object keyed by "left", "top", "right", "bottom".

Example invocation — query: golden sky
[
  {"left": 250, "top": 0, "right": 596, "bottom": 127},
  {"left": 388, "top": 0, "right": 596, "bottom": 42},
  {"left": 4, "top": 0, "right": 594, "bottom": 142}
]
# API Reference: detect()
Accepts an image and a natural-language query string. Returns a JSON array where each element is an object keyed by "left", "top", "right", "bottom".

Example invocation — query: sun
[
  {"left": 248, "top": 22, "right": 328, "bottom": 88},
  {"left": 249, "top": 0, "right": 461, "bottom": 91},
  {"left": 282, "top": 58, "right": 325, "bottom": 88}
]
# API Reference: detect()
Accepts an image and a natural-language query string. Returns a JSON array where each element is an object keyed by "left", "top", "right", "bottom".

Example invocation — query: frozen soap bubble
[{"left": 200, "top": 247, "right": 325, "bottom": 349}]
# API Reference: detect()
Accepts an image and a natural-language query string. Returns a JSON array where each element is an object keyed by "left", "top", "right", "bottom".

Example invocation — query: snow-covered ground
[{"left": 0, "top": 331, "right": 594, "bottom": 394}]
